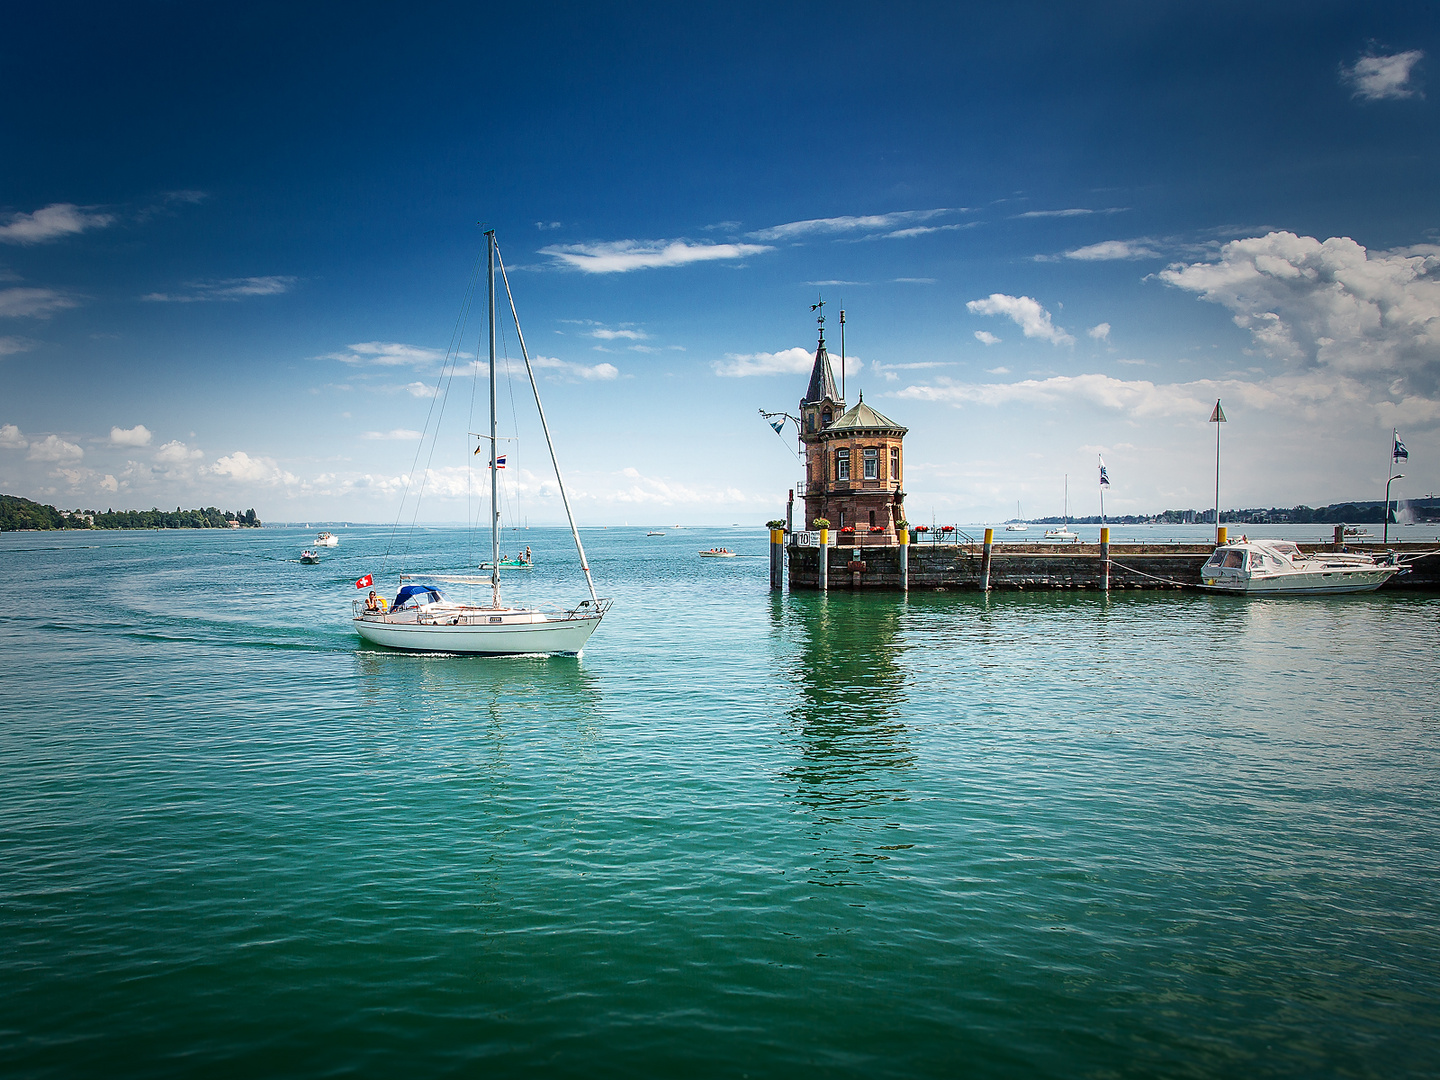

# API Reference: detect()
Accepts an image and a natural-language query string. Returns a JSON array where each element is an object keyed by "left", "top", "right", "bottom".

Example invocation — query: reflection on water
[{"left": 773, "top": 592, "right": 916, "bottom": 814}]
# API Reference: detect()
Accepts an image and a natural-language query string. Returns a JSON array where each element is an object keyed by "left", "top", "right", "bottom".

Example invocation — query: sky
[{"left": 2, "top": 1, "right": 1438, "bottom": 525}]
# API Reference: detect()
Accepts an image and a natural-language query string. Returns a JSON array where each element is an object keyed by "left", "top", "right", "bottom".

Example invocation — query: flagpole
[{"left": 1209, "top": 399, "right": 1226, "bottom": 544}]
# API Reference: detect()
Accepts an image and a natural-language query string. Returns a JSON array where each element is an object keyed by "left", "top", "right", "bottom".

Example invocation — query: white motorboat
[
  {"left": 699, "top": 548, "right": 737, "bottom": 558},
  {"left": 316, "top": 532, "right": 339, "bottom": 547},
  {"left": 1200, "top": 538, "right": 1403, "bottom": 594},
  {"left": 354, "top": 231, "right": 610, "bottom": 655}
]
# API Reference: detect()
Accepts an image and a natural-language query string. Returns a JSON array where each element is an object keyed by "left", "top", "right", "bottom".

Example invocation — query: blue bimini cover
[{"left": 393, "top": 585, "right": 443, "bottom": 609}]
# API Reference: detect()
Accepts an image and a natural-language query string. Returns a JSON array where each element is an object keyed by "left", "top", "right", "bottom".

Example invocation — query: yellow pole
[{"left": 1217, "top": 526, "right": 1228, "bottom": 546}]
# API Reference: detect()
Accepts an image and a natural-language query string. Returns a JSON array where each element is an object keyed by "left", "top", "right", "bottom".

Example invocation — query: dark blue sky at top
[{"left": 3, "top": 1, "right": 1438, "bottom": 519}]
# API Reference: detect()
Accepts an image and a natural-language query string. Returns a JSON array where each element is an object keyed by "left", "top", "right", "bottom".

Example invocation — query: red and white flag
[{"left": 355, "top": 574, "right": 373, "bottom": 589}]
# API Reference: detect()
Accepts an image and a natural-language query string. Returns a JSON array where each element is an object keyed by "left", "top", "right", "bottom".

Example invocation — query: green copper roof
[{"left": 827, "top": 393, "right": 907, "bottom": 434}]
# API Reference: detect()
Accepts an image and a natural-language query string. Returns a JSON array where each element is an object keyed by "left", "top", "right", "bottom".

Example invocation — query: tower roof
[
  {"left": 828, "top": 393, "right": 907, "bottom": 435},
  {"left": 802, "top": 339, "right": 840, "bottom": 405}
]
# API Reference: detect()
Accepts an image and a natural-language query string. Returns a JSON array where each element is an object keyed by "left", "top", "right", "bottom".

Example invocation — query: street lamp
[{"left": 1384, "top": 473, "right": 1404, "bottom": 544}]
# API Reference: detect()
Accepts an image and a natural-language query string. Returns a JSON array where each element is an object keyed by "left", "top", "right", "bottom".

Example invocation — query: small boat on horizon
[
  {"left": 647, "top": 531, "right": 665, "bottom": 536},
  {"left": 699, "top": 548, "right": 737, "bottom": 558}
]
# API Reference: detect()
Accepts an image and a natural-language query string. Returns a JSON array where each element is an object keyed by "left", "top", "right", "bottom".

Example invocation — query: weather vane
[{"left": 811, "top": 295, "right": 826, "bottom": 343}]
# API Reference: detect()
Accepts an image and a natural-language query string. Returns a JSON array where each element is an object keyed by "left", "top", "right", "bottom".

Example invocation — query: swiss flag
[{"left": 355, "top": 574, "right": 373, "bottom": 589}]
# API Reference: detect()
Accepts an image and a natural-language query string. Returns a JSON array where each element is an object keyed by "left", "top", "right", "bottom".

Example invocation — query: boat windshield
[{"left": 393, "top": 585, "right": 444, "bottom": 609}]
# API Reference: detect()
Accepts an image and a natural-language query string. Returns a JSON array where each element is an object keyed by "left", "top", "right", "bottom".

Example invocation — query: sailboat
[
  {"left": 1005, "top": 500, "right": 1028, "bottom": 532},
  {"left": 1043, "top": 476, "right": 1079, "bottom": 542},
  {"left": 353, "top": 230, "right": 610, "bottom": 654}
]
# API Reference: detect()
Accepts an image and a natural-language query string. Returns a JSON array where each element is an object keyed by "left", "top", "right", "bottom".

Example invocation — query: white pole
[{"left": 1214, "top": 407, "right": 1221, "bottom": 542}]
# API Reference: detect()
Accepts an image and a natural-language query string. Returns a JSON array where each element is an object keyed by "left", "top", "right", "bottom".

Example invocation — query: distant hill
[
  {"left": 1, "top": 494, "right": 261, "bottom": 531},
  {"left": 1027, "top": 497, "right": 1440, "bottom": 526}
]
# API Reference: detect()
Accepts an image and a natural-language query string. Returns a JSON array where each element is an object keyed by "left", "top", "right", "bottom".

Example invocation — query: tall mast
[
  {"left": 494, "top": 241, "right": 600, "bottom": 603},
  {"left": 487, "top": 229, "right": 500, "bottom": 608}
]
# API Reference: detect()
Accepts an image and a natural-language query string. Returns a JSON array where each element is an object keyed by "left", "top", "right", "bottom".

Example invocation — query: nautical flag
[
  {"left": 493, "top": 455, "right": 507, "bottom": 469},
  {"left": 1394, "top": 433, "right": 1409, "bottom": 461},
  {"left": 770, "top": 420, "right": 785, "bottom": 435},
  {"left": 1209, "top": 399, "right": 1227, "bottom": 423},
  {"left": 1099, "top": 457, "right": 1110, "bottom": 487},
  {"left": 355, "top": 574, "right": 372, "bottom": 589}
]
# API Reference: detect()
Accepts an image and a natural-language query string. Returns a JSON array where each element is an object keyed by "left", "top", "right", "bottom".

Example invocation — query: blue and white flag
[
  {"left": 1393, "top": 433, "right": 1408, "bottom": 462},
  {"left": 770, "top": 420, "right": 785, "bottom": 435},
  {"left": 1099, "top": 457, "right": 1110, "bottom": 487}
]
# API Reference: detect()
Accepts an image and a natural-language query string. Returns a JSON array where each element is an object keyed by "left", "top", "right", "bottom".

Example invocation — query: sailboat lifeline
[{"left": 353, "top": 230, "right": 610, "bottom": 654}]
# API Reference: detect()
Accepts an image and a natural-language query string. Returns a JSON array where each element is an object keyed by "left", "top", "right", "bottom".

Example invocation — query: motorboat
[
  {"left": 1200, "top": 538, "right": 1403, "bottom": 594},
  {"left": 316, "top": 532, "right": 339, "bottom": 547},
  {"left": 647, "top": 531, "right": 665, "bottom": 536},
  {"left": 699, "top": 548, "right": 737, "bottom": 558},
  {"left": 353, "top": 230, "right": 610, "bottom": 654},
  {"left": 300, "top": 549, "right": 320, "bottom": 565}
]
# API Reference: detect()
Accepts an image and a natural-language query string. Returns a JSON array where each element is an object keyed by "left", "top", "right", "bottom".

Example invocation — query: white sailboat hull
[{"left": 354, "top": 609, "right": 603, "bottom": 654}]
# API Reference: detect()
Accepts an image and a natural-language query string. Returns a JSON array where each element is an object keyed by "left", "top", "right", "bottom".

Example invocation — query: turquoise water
[{"left": 2, "top": 526, "right": 1438, "bottom": 1078}]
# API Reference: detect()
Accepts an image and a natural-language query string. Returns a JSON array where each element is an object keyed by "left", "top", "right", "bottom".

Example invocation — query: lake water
[{"left": 2, "top": 525, "right": 1438, "bottom": 1077}]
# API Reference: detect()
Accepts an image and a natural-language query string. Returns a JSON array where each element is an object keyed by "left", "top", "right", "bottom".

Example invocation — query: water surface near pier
[{"left": 2, "top": 526, "right": 1438, "bottom": 1077}]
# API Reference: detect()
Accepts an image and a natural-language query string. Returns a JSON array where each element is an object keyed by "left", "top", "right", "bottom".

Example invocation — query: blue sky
[{"left": 2, "top": 1, "right": 1437, "bottom": 524}]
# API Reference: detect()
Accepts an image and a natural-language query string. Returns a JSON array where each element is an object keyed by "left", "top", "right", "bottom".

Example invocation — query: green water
[{"left": 2, "top": 527, "right": 1438, "bottom": 1077}]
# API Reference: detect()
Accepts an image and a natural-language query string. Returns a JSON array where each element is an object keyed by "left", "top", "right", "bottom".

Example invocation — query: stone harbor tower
[{"left": 799, "top": 319, "right": 907, "bottom": 541}]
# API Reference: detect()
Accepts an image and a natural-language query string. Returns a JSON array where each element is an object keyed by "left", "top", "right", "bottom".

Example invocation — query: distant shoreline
[{"left": 1, "top": 494, "right": 261, "bottom": 532}]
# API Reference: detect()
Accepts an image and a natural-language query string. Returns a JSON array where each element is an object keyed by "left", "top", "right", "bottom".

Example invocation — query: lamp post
[{"left": 1384, "top": 473, "right": 1404, "bottom": 544}]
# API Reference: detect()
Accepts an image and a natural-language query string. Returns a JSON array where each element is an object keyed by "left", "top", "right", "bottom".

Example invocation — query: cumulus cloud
[
  {"left": 748, "top": 209, "right": 962, "bottom": 242},
  {"left": 712, "top": 346, "right": 816, "bottom": 378},
  {"left": 0, "top": 287, "right": 79, "bottom": 319},
  {"left": 1342, "top": 49, "right": 1424, "bottom": 101},
  {"left": 206, "top": 451, "right": 298, "bottom": 486},
  {"left": 361, "top": 428, "right": 424, "bottom": 440},
  {"left": 529, "top": 355, "right": 619, "bottom": 380},
  {"left": 1065, "top": 240, "right": 1159, "bottom": 261},
  {"left": 1159, "top": 231, "right": 1440, "bottom": 396},
  {"left": 1088, "top": 323, "right": 1111, "bottom": 341},
  {"left": 26, "top": 434, "right": 83, "bottom": 462},
  {"left": 0, "top": 203, "right": 115, "bottom": 245},
  {"left": 326, "top": 341, "right": 449, "bottom": 367},
  {"left": 974, "top": 330, "right": 1001, "bottom": 346},
  {"left": 143, "top": 275, "right": 295, "bottom": 302},
  {"left": 110, "top": 424, "right": 152, "bottom": 447},
  {"left": 154, "top": 439, "right": 204, "bottom": 464},
  {"left": 540, "top": 239, "right": 771, "bottom": 273},
  {"left": 967, "top": 294, "right": 1074, "bottom": 346},
  {"left": 404, "top": 381, "right": 432, "bottom": 397},
  {"left": 0, "top": 423, "right": 27, "bottom": 449}
]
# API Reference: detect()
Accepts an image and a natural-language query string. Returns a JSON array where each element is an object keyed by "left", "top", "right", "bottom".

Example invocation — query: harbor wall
[{"left": 786, "top": 541, "right": 1440, "bottom": 592}]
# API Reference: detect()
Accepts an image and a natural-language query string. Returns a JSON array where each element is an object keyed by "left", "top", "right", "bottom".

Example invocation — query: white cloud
[
  {"left": 0, "top": 203, "right": 114, "bottom": 245},
  {"left": 1014, "top": 208, "right": 1127, "bottom": 219},
  {"left": 327, "top": 341, "right": 449, "bottom": 368},
  {"left": 154, "top": 440, "right": 204, "bottom": 464},
  {"left": 110, "top": 424, "right": 152, "bottom": 447},
  {"left": 1088, "top": 323, "right": 1111, "bottom": 341},
  {"left": 986, "top": 366, "right": 1010, "bottom": 375},
  {"left": 974, "top": 330, "right": 1001, "bottom": 346},
  {"left": 206, "top": 451, "right": 298, "bottom": 486},
  {"left": 712, "top": 346, "right": 815, "bottom": 378},
  {"left": 404, "top": 381, "right": 433, "bottom": 398},
  {"left": 749, "top": 209, "right": 959, "bottom": 242},
  {"left": 0, "top": 287, "right": 78, "bottom": 319},
  {"left": 361, "top": 428, "right": 424, "bottom": 440},
  {"left": 529, "top": 355, "right": 619, "bottom": 380},
  {"left": 1342, "top": 50, "right": 1424, "bottom": 101},
  {"left": 0, "top": 423, "right": 27, "bottom": 449},
  {"left": 1159, "top": 231, "right": 1440, "bottom": 396},
  {"left": 98, "top": 473, "right": 119, "bottom": 493},
  {"left": 26, "top": 434, "right": 83, "bottom": 462},
  {"left": 1065, "top": 240, "right": 1159, "bottom": 261},
  {"left": 586, "top": 328, "right": 649, "bottom": 340},
  {"left": 143, "top": 275, "right": 295, "bottom": 302},
  {"left": 0, "top": 335, "right": 33, "bottom": 355},
  {"left": 540, "top": 239, "right": 771, "bottom": 273},
  {"left": 967, "top": 294, "right": 1074, "bottom": 346}
]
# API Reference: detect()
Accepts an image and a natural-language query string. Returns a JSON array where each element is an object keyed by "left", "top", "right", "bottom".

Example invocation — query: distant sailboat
[
  {"left": 1044, "top": 476, "right": 1079, "bottom": 541},
  {"left": 1005, "top": 500, "right": 1028, "bottom": 532}
]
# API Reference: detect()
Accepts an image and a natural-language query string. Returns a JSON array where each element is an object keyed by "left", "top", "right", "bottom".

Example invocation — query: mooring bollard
[
  {"left": 980, "top": 527, "right": 994, "bottom": 591},
  {"left": 770, "top": 528, "right": 784, "bottom": 590},
  {"left": 1100, "top": 526, "right": 1110, "bottom": 592},
  {"left": 899, "top": 527, "right": 909, "bottom": 592},
  {"left": 817, "top": 527, "right": 829, "bottom": 591},
  {"left": 1333, "top": 523, "right": 1345, "bottom": 550},
  {"left": 1217, "top": 526, "right": 1228, "bottom": 546}
]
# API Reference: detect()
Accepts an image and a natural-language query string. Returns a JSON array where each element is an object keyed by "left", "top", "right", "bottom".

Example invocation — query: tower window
[
  {"left": 863, "top": 447, "right": 878, "bottom": 479},
  {"left": 891, "top": 447, "right": 900, "bottom": 481},
  {"left": 807, "top": 413, "right": 815, "bottom": 433},
  {"left": 822, "top": 408, "right": 832, "bottom": 426},
  {"left": 837, "top": 448, "right": 850, "bottom": 481}
]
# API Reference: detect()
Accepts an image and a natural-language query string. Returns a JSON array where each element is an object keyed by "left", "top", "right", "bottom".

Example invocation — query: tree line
[{"left": 1, "top": 495, "right": 260, "bottom": 531}]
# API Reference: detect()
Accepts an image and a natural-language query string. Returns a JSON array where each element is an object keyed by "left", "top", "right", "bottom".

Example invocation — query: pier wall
[{"left": 786, "top": 541, "right": 1440, "bottom": 592}]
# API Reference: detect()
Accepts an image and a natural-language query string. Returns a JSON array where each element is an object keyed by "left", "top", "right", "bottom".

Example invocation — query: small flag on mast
[
  {"left": 1099, "top": 457, "right": 1110, "bottom": 487},
  {"left": 769, "top": 420, "right": 785, "bottom": 435},
  {"left": 1394, "top": 432, "right": 1409, "bottom": 461},
  {"left": 355, "top": 574, "right": 373, "bottom": 590},
  {"left": 491, "top": 455, "right": 507, "bottom": 469},
  {"left": 1209, "top": 400, "right": 1227, "bottom": 423}
]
